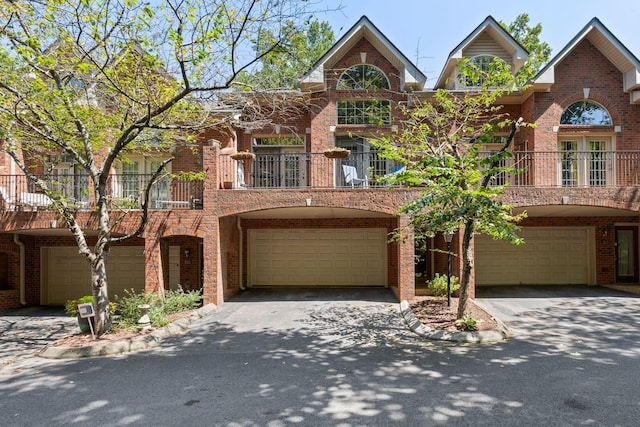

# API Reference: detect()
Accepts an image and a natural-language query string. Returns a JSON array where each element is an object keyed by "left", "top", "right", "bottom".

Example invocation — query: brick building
[{"left": 1, "top": 15, "right": 639, "bottom": 310}]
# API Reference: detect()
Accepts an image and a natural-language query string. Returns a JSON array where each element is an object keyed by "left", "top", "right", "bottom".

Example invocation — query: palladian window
[{"left": 336, "top": 64, "right": 391, "bottom": 125}]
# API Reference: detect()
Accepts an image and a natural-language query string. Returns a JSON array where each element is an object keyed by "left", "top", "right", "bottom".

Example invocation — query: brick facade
[{"left": 1, "top": 16, "right": 639, "bottom": 311}]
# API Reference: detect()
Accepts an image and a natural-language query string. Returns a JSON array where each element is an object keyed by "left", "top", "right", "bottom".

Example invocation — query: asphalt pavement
[{"left": 1, "top": 285, "right": 639, "bottom": 426}]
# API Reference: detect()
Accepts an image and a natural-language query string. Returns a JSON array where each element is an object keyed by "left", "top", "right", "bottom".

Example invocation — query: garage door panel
[
  {"left": 45, "top": 246, "right": 160, "bottom": 305},
  {"left": 249, "top": 229, "right": 387, "bottom": 287},
  {"left": 475, "top": 227, "right": 590, "bottom": 286}
]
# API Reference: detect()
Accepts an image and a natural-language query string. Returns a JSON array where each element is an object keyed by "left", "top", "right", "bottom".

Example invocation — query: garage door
[
  {"left": 43, "top": 246, "right": 180, "bottom": 304},
  {"left": 475, "top": 227, "right": 592, "bottom": 285},
  {"left": 248, "top": 229, "right": 387, "bottom": 287}
]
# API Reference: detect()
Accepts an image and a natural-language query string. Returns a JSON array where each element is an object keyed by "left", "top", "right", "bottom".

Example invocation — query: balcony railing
[
  {"left": 0, "top": 174, "right": 203, "bottom": 211},
  {"left": 222, "top": 150, "right": 640, "bottom": 189},
  {"left": 221, "top": 152, "right": 406, "bottom": 189}
]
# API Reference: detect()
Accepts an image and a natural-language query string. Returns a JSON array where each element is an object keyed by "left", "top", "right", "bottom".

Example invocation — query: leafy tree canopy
[
  {"left": 237, "top": 19, "right": 335, "bottom": 90},
  {"left": 500, "top": 13, "right": 552, "bottom": 83}
]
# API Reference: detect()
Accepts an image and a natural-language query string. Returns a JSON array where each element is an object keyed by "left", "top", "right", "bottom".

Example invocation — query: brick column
[
  {"left": 144, "top": 235, "right": 165, "bottom": 296},
  {"left": 397, "top": 214, "right": 415, "bottom": 301},
  {"left": 201, "top": 216, "right": 224, "bottom": 306}
]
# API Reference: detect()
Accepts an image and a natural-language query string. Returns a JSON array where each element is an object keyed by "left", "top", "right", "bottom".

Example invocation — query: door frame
[{"left": 615, "top": 225, "right": 638, "bottom": 283}]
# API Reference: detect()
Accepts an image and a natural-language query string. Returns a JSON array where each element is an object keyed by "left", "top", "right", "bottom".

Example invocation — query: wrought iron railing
[
  {"left": 222, "top": 150, "right": 640, "bottom": 189},
  {"left": 0, "top": 174, "right": 203, "bottom": 211}
]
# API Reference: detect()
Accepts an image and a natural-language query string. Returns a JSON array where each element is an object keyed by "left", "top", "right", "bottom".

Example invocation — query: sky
[{"left": 315, "top": 0, "right": 640, "bottom": 85}]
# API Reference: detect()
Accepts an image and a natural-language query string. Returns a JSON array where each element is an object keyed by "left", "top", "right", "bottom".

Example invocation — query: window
[
  {"left": 254, "top": 137, "right": 304, "bottom": 146},
  {"left": 462, "top": 55, "right": 507, "bottom": 87},
  {"left": 116, "top": 158, "right": 171, "bottom": 205},
  {"left": 337, "top": 64, "right": 389, "bottom": 90},
  {"left": 561, "top": 100, "right": 612, "bottom": 125},
  {"left": 337, "top": 100, "right": 391, "bottom": 125},
  {"left": 336, "top": 64, "right": 391, "bottom": 126},
  {"left": 559, "top": 137, "right": 612, "bottom": 187}
]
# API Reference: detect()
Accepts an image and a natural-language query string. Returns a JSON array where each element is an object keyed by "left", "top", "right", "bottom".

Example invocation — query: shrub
[
  {"left": 427, "top": 273, "right": 460, "bottom": 297},
  {"left": 455, "top": 314, "right": 483, "bottom": 331},
  {"left": 114, "top": 287, "right": 202, "bottom": 329}
]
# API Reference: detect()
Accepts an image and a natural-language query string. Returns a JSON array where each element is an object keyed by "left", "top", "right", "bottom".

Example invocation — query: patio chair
[{"left": 342, "top": 165, "right": 369, "bottom": 188}]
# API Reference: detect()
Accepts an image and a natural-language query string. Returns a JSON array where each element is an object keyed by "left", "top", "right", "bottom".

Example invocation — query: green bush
[
  {"left": 427, "top": 273, "right": 460, "bottom": 297},
  {"left": 114, "top": 287, "right": 202, "bottom": 329},
  {"left": 455, "top": 314, "right": 483, "bottom": 331}
]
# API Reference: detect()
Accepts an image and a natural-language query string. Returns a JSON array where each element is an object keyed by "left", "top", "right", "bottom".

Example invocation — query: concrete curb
[
  {"left": 38, "top": 304, "right": 217, "bottom": 359},
  {"left": 400, "top": 300, "right": 512, "bottom": 343}
]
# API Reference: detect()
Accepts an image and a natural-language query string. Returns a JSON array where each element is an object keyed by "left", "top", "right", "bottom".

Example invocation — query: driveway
[{"left": 1, "top": 285, "right": 640, "bottom": 426}]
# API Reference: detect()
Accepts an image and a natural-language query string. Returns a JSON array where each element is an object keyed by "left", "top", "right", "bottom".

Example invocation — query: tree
[
  {"left": 0, "top": 0, "right": 324, "bottom": 335},
  {"left": 500, "top": 13, "right": 552, "bottom": 83},
  {"left": 373, "top": 60, "right": 529, "bottom": 319},
  {"left": 237, "top": 19, "right": 335, "bottom": 89}
]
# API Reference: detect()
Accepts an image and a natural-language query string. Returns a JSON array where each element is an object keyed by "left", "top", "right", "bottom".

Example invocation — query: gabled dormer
[
  {"left": 532, "top": 17, "right": 640, "bottom": 104},
  {"left": 300, "top": 16, "right": 426, "bottom": 92},
  {"left": 434, "top": 16, "right": 528, "bottom": 90}
]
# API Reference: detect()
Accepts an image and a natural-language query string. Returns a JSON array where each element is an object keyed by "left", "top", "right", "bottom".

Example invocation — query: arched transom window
[
  {"left": 560, "top": 100, "right": 612, "bottom": 125},
  {"left": 337, "top": 64, "right": 389, "bottom": 90}
]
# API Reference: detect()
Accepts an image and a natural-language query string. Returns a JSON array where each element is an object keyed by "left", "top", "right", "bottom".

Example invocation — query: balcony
[
  {"left": 3, "top": 151, "right": 639, "bottom": 212},
  {"left": 220, "top": 150, "right": 640, "bottom": 189},
  {"left": 0, "top": 174, "right": 204, "bottom": 211},
  {"left": 220, "top": 152, "right": 406, "bottom": 189}
]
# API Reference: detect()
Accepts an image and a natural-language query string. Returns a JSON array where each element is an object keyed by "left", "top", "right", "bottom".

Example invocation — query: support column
[
  {"left": 201, "top": 216, "right": 224, "bottom": 306},
  {"left": 144, "top": 235, "right": 165, "bottom": 297},
  {"left": 397, "top": 214, "right": 415, "bottom": 301}
]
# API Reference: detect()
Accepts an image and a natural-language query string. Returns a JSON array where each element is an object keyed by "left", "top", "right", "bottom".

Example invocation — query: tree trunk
[
  {"left": 457, "top": 220, "right": 476, "bottom": 319},
  {"left": 91, "top": 248, "right": 112, "bottom": 336}
]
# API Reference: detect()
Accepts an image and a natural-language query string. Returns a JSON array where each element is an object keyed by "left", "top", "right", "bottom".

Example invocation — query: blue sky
[{"left": 316, "top": 0, "right": 640, "bottom": 84}]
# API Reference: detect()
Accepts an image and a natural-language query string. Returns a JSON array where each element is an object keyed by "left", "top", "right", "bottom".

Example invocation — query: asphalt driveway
[{"left": 2, "top": 285, "right": 640, "bottom": 426}]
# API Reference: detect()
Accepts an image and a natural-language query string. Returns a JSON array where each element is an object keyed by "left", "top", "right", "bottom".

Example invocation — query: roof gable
[
  {"left": 434, "top": 16, "right": 528, "bottom": 89},
  {"left": 300, "top": 16, "right": 426, "bottom": 92},
  {"left": 533, "top": 17, "right": 640, "bottom": 103}
]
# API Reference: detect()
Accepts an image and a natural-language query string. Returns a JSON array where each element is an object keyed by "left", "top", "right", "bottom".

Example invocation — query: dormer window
[
  {"left": 560, "top": 100, "right": 612, "bottom": 125},
  {"left": 462, "top": 55, "right": 506, "bottom": 87},
  {"left": 337, "top": 64, "right": 389, "bottom": 90}
]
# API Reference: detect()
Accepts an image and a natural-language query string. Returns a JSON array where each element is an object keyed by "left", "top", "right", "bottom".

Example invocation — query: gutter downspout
[
  {"left": 13, "top": 233, "right": 26, "bottom": 306},
  {"left": 237, "top": 217, "right": 245, "bottom": 290}
]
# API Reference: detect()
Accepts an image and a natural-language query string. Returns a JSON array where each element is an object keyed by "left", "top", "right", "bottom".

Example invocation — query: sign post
[{"left": 77, "top": 302, "right": 96, "bottom": 339}]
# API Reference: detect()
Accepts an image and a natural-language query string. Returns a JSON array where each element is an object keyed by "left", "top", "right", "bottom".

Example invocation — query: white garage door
[
  {"left": 475, "top": 227, "right": 592, "bottom": 285},
  {"left": 43, "top": 246, "right": 180, "bottom": 305},
  {"left": 248, "top": 229, "right": 387, "bottom": 287}
]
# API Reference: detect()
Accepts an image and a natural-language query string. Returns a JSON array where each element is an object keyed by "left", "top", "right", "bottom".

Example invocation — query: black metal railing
[{"left": 0, "top": 174, "right": 204, "bottom": 211}]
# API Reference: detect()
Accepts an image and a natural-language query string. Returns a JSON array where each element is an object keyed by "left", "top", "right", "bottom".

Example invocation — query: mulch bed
[
  {"left": 410, "top": 296, "right": 498, "bottom": 331},
  {"left": 53, "top": 310, "right": 197, "bottom": 348}
]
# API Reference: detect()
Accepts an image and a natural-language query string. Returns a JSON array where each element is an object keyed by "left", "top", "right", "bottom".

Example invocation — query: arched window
[
  {"left": 560, "top": 100, "right": 612, "bottom": 125},
  {"left": 337, "top": 64, "right": 389, "bottom": 90},
  {"left": 336, "top": 64, "right": 391, "bottom": 125}
]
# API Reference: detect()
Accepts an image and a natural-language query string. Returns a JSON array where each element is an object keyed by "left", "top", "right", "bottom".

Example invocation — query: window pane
[
  {"left": 560, "top": 141, "right": 578, "bottom": 187},
  {"left": 337, "top": 100, "right": 390, "bottom": 125},
  {"left": 560, "top": 100, "right": 612, "bottom": 125},
  {"left": 337, "top": 64, "right": 389, "bottom": 90}
]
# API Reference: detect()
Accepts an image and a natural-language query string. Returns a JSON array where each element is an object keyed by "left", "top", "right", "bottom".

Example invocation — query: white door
[
  {"left": 43, "top": 246, "right": 180, "bottom": 304},
  {"left": 475, "top": 227, "right": 592, "bottom": 285},
  {"left": 248, "top": 229, "right": 387, "bottom": 287}
]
